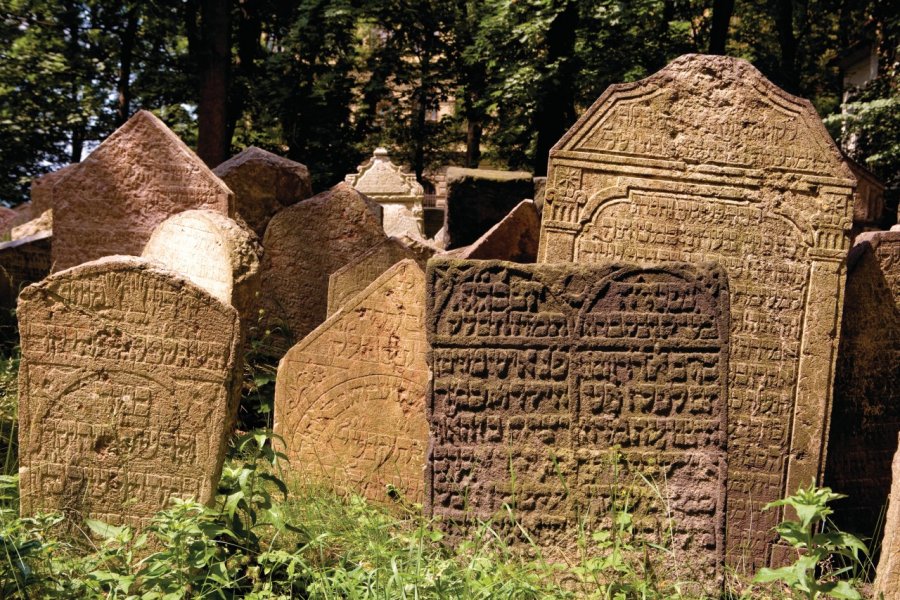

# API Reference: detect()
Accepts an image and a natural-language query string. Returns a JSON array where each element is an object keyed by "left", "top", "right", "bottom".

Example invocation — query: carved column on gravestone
[
  {"left": 345, "top": 148, "right": 425, "bottom": 239},
  {"left": 537, "top": 54, "right": 856, "bottom": 568}
]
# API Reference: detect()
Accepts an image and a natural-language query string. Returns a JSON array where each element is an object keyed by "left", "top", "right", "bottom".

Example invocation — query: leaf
[
  {"left": 823, "top": 580, "right": 862, "bottom": 599},
  {"left": 753, "top": 565, "right": 797, "bottom": 585},
  {"left": 86, "top": 518, "right": 128, "bottom": 541}
]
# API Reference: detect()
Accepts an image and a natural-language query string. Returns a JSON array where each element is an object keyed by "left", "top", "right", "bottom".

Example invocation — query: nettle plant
[{"left": 753, "top": 482, "right": 868, "bottom": 600}]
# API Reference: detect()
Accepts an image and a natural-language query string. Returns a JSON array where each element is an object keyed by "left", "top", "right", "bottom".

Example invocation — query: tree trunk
[
  {"left": 117, "top": 6, "right": 139, "bottom": 125},
  {"left": 773, "top": 0, "right": 798, "bottom": 92},
  {"left": 196, "top": 0, "right": 231, "bottom": 168},
  {"left": 63, "top": 0, "right": 84, "bottom": 162},
  {"left": 226, "top": 0, "right": 261, "bottom": 147},
  {"left": 708, "top": 0, "right": 734, "bottom": 54},
  {"left": 465, "top": 117, "right": 482, "bottom": 168},
  {"left": 533, "top": 0, "right": 578, "bottom": 176}
]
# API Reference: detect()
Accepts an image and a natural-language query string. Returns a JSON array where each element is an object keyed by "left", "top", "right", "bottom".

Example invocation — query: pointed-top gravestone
[
  {"left": 260, "top": 182, "right": 386, "bottom": 350},
  {"left": 213, "top": 146, "right": 312, "bottom": 236},
  {"left": 345, "top": 148, "right": 425, "bottom": 238},
  {"left": 450, "top": 199, "right": 540, "bottom": 262},
  {"left": 49, "top": 111, "right": 233, "bottom": 271},
  {"left": 538, "top": 53, "right": 856, "bottom": 569}
]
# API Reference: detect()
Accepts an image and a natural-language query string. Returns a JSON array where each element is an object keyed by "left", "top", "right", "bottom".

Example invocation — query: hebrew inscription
[
  {"left": 276, "top": 260, "right": 428, "bottom": 502},
  {"left": 426, "top": 259, "right": 728, "bottom": 584},
  {"left": 538, "top": 54, "right": 856, "bottom": 567},
  {"left": 18, "top": 257, "right": 240, "bottom": 528}
]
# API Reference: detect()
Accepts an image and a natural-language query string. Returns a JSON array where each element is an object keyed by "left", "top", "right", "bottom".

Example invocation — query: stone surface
[
  {"left": 426, "top": 258, "right": 729, "bottom": 586},
  {"left": 0, "top": 207, "right": 17, "bottom": 237},
  {"left": 538, "top": 54, "right": 856, "bottom": 567},
  {"left": 452, "top": 200, "right": 540, "bottom": 262},
  {"left": 327, "top": 237, "right": 422, "bottom": 316},
  {"left": 260, "top": 182, "right": 386, "bottom": 349},
  {"left": 0, "top": 232, "right": 52, "bottom": 337},
  {"left": 875, "top": 434, "right": 900, "bottom": 600},
  {"left": 31, "top": 164, "right": 76, "bottom": 216},
  {"left": 276, "top": 259, "right": 428, "bottom": 502},
  {"left": 11, "top": 209, "right": 52, "bottom": 241},
  {"left": 17, "top": 256, "right": 241, "bottom": 528},
  {"left": 345, "top": 148, "right": 424, "bottom": 238},
  {"left": 143, "top": 210, "right": 261, "bottom": 324},
  {"left": 394, "top": 233, "right": 442, "bottom": 263},
  {"left": 444, "top": 167, "right": 534, "bottom": 249},
  {"left": 533, "top": 176, "right": 547, "bottom": 213},
  {"left": 846, "top": 157, "right": 885, "bottom": 234},
  {"left": 826, "top": 230, "right": 900, "bottom": 539},
  {"left": 49, "top": 111, "right": 233, "bottom": 271},
  {"left": 213, "top": 146, "right": 312, "bottom": 237}
]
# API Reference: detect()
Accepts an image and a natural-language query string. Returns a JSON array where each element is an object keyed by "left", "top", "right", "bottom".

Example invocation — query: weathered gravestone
[
  {"left": 825, "top": 230, "right": 900, "bottom": 539},
  {"left": 538, "top": 54, "right": 856, "bottom": 566},
  {"left": 143, "top": 210, "right": 262, "bottom": 325},
  {"left": 327, "top": 237, "right": 429, "bottom": 317},
  {"left": 49, "top": 111, "right": 233, "bottom": 272},
  {"left": 260, "top": 182, "right": 386, "bottom": 349},
  {"left": 276, "top": 259, "right": 428, "bottom": 503},
  {"left": 444, "top": 167, "right": 535, "bottom": 249},
  {"left": 345, "top": 148, "right": 425, "bottom": 239},
  {"left": 875, "top": 434, "right": 900, "bottom": 600},
  {"left": 11, "top": 209, "right": 52, "bottom": 241},
  {"left": 31, "top": 164, "right": 77, "bottom": 216},
  {"left": 426, "top": 258, "right": 729, "bottom": 585},
  {"left": 18, "top": 256, "right": 241, "bottom": 528},
  {"left": 449, "top": 200, "right": 540, "bottom": 262},
  {"left": 0, "top": 232, "right": 52, "bottom": 342},
  {"left": 0, "top": 207, "right": 17, "bottom": 237},
  {"left": 213, "top": 146, "right": 312, "bottom": 237}
]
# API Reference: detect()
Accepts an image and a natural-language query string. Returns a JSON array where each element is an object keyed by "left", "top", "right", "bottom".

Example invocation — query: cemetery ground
[{"left": 0, "top": 323, "right": 877, "bottom": 599}]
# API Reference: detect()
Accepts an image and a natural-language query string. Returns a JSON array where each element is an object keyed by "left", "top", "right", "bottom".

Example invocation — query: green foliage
[{"left": 753, "top": 481, "right": 868, "bottom": 600}]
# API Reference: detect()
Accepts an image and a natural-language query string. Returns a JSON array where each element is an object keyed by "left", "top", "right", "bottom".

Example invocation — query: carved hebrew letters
[
  {"left": 539, "top": 54, "right": 855, "bottom": 567},
  {"left": 426, "top": 259, "right": 728, "bottom": 586},
  {"left": 276, "top": 260, "right": 428, "bottom": 502},
  {"left": 17, "top": 257, "right": 240, "bottom": 528}
]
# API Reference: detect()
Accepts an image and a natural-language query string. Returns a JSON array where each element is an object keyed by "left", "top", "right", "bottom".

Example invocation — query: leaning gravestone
[
  {"left": 426, "top": 258, "right": 729, "bottom": 586},
  {"left": 213, "top": 146, "right": 312, "bottom": 237},
  {"left": 538, "top": 54, "right": 856, "bottom": 567},
  {"left": 345, "top": 148, "right": 425, "bottom": 239},
  {"left": 826, "top": 230, "right": 900, "bottom": 539},
  {"left": 0, "top": 231, "right": 52, "bottom": 309},
  {"left": 260, "top": 182, "right": 386, "bottom": 349},
  {"left": 11, "top": 209, "right": 52, "bottom": 241},
  {"left": 327, "top": 237, "right": 426, "bottom": 316},
  {"left": 875, "top": 434, "right": 900, "bottom": 600},
  {"left": 17, "top": 256, "right": 241, "bottom": 528},
  {"left": 143, "top": 210, "right": 262, "bottom": 326},
  {"left": 31, "top": 164, "right": 77, "bottom": 216},
  {"left": 49, "top": 111, "right": 233, "bottom": 271},
  {"left": 276, "top": 259, "right": 428, "bottom": 503},
  {"left": 449, "top": 199, "right": 540, "bottom": 262},
  {"left": 444, "top": 167, "right": 534, "bottom": 249}
]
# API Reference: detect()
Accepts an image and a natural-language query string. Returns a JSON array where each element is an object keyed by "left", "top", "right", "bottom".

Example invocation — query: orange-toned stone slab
[
  {"left": 345, "top": 148, "right": 424, "bottom": 238},
  {"left": 49, "top": 111, "right": 233, "bottom": 271},
  {"left": 17, "top": 257, "right": 241, "bottom": 529},
  {"left": 276, "top": 260, "right": 428, "bottom": 502},
  {"left": 213, "top": 146, "right": 312, "bottom": 237},
  {"left": 538, "top": 53, "right": 856, "bottom": 568},
  {"left": 426, "top": 258, "right": 729, "bottom": 588},
  {"left": 875, "top": 434, "right": 900, "bottom": 599},
  {"left": 452, "top": 199, "right": 540, "bottom": 262},
  {"left": 259, "top": 182, "right": 386, "bottom": 349}
]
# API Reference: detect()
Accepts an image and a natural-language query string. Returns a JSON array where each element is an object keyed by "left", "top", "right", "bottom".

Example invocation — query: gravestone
[
  {"left": 17, "top": 256, "right": 241, "bottom": 528},
  {"left": 213, "top": 146, "right": 312, "bottom": 237},
  {"left": 875, "top": 434, "right": 900, "bottom": 600},
  {"left": 31, "top": 164, "right": 76, "bottom": 216},
  {"left": 444, "top": 167, "right": 534, "bottom": 249},
  {"left": 49, "top": 111, "right": 233, "bottom": 271},
  {"left": 0, "top": 207, "right": 16, "bottom": 236},
  {"left": 426, "top": 258, "right": 729, "bottom": 586},
  {"left": 276, "top": 259, "right": 428, "bottom": 502},
  {"left": 538, "top": 54, "right": 856, "bottom": 566},
  {"left": 450, "top": 200, "right": 540, "bottom": 262},
  {"left": 327, "top": 237, "right": 424, "bottom": 316},
  {"left": 846, "top": 158, "right": 885, "bottom": 234},
  {"left": 345, "top": 148, "right": 425, "bottom": 238},
  {"left": 826, "top": 230, "right": 900, "bottom": 539},
  {"left": 260, "top": 182, "right": 386, "bottom": 349},
  {"left": 0, "top": 232, "right": 52, "bottom": 342},
  {"left": 143, "top": 210, "right": 262, "bottom": 325},
  {"left": 11, "top": 209, "right": 52, "bottom": 241}
]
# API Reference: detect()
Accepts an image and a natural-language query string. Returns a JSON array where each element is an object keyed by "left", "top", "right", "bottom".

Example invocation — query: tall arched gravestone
[
  {"left": 537, "top": 54, "right": 856, "bottom": 567},
  {"left": 426, "top": 258, "right": 729, "bottom": 587},
  {"left": 18, "top": 257, "right": 241, "bottom": 529},
  {"left": 276, "top": 260, "right": 428, "bottom": 503}
]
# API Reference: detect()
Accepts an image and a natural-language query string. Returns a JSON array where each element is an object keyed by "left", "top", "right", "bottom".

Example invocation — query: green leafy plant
[{"left": 753, "top": 481, "right": 868, "bottom": 600}]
